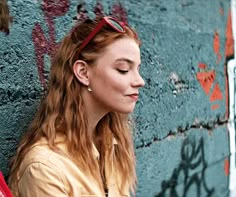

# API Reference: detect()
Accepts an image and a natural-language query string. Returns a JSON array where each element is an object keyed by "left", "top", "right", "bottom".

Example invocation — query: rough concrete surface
[{"left": 0, "top": 0, "right": 233, "bottom": 196}]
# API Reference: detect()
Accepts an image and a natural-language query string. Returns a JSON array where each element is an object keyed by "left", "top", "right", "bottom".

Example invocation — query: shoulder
[
  {"left": 20, "top": 140, "right": 57, "bottom": 168},
  {"left": 17, "top": 161, "right": 69, "bottom": 196},
  {"left": 18, "top": 140, "right": 67, "bottom": 181},
  {"left": 16, "top": 140, "right": 70, "bottom": 196}
]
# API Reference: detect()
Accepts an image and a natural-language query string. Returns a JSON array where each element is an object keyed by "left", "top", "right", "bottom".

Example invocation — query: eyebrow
[{"left": 114, "top": 58, "right": 139, "bottom": 66}]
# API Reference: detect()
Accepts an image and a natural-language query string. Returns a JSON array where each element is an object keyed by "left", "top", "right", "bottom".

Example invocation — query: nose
[{"left": 131, "top": 71, "right": 145, "bottom": 88}]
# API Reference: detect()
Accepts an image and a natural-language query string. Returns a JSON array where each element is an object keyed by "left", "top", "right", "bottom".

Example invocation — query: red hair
[{"left": 9, "top": 16, "right": 140, "bottom": 195}]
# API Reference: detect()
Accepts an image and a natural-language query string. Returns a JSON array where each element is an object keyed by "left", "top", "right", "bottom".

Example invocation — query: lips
[{"left": 127, "top": 93, "right": 139, "bottom": 101}]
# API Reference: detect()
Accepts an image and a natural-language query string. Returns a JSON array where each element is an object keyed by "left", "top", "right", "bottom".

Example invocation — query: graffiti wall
[{"left": 0, "top": 0, "right": 233, "bottom": 196}]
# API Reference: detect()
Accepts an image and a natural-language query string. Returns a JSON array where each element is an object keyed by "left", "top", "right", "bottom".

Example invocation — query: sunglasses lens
[{"left": 108, "top": 18, "right": 125, "bottom": 32}]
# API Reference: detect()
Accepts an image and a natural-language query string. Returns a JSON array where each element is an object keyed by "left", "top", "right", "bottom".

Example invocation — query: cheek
[
  {"left": 95, "top": 71, "right": 127, "bottom": 92},
  {"left": 107, "top": 75, "right": 128, "bottom": 93}
]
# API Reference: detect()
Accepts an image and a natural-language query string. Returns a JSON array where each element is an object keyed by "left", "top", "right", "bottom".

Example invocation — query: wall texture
[{"left": 0, "top": 0, "right": 234, "bottom": 196}]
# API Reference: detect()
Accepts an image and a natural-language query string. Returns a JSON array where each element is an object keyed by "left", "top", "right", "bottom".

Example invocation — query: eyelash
[{"left": 117, "top": 69, "right": 128, "bottom": 74}]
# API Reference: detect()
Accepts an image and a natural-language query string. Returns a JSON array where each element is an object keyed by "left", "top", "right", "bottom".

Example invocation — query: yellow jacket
[{"left": 11, "top": 136, "right": 130, "bottom": 197}]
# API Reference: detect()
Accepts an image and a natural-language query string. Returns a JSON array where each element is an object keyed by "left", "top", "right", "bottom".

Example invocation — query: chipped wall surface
[{"left": 0, "top": 0, "right": 233, "bottom": 196}]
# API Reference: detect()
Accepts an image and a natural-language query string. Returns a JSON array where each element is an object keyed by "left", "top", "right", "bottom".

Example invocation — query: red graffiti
[
  {"left": 197, "top": 6, "right": 234, "bottom": 111},
  {"left": 32, "top": 0, "right": 69, "bottom": 88},
  {"left": 219, "top": 2, "right": 224, "bottom": 16},
  {"left": 213, "top": 31, "right": 221, "bottom": 64},
  {"left": 224, "top": 158, "right": 229, "bottom": 176},
  {"left": 198, "top": 62, "right": 207, "bottom": 69},
  {"left": 225, "top": 10, "right": 234, "bottom": 58},
  {"left": 219, "top": 7, "right": 224, "bottom": 16},
  {"left": 211, "top": 104, "right": 219, "bottom": 110},
  {"left": 80, "top": 2, "right": 128, "bottom": 23},
  {"left": 196, "top": 64, "right": 223, "bottom": 110},
  {"left": 94, "top": 2, "right": 104, "bottom": 17},
  {"left": 196, "top": 70, "right": 215, "bottom": 95},
  {"left": 41, "top": 0, "right": 70, "bottom": 18},
  {"left": 209, "top": 83, "right": 223, "bottom": 102},
  {"left": 110, "top": 3, "right": 128, "bottom": 24},
  {"left": 33, "top": 1, "right": 128, "bottom": 88}
]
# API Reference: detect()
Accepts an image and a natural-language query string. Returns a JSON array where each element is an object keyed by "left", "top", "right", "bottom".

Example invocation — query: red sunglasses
[{"left": 78, "top": 16, "right": 126, "bottom": 54}]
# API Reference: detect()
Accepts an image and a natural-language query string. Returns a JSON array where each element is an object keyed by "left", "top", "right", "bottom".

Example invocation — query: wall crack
[{"left": 136, "top": 116, "right": 228, "bottom": 149}]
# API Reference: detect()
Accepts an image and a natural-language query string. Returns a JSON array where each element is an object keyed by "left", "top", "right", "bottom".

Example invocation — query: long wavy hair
[
  {"left": 9, "top": 16, "right": 140, "bottom": 195},
  {"left": 0, "top": 0, "right": 13, "bottom": 35}
]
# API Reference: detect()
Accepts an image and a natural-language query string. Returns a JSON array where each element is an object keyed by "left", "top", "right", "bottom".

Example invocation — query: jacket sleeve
[{"left": 18, "top": 162, "right": 69, "bottom": 197}]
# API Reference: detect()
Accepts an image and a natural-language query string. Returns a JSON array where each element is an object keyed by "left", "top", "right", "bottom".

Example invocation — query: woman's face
[{"left": 88, "top": 37, "right": 145, "bottom": 114}]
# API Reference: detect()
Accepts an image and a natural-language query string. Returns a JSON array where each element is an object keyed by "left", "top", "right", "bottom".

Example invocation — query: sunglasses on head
[{"left": 78, "top": 16, "right": 126, "bottom": 54}]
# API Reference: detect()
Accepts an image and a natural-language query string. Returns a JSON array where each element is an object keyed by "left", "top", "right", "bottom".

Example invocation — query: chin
[{"left": 113, "top": 107, "right": 135, "bottom": 114}]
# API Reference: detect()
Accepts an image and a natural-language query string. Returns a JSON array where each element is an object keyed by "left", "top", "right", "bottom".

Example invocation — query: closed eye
[{"left": 117, "top": 69, "right": 128, "bottom": 74}]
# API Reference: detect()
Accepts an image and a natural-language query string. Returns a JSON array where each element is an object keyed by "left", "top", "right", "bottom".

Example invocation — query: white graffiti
[
  {"left": 227, "top": 60, "right": 236, "bottom": 197},
  {"left": 228, "top": 2, "right": 236, "bottom": 196}
]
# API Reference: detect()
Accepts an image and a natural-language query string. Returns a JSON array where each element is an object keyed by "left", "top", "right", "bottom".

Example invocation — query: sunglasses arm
[{"left": 78, "top": 19, "right": 106, "bottom": 52}]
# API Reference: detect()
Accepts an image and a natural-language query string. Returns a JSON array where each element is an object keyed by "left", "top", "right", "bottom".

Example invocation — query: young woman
[{"left": 9, "top": 16, "right": 145, "bottom": 197}]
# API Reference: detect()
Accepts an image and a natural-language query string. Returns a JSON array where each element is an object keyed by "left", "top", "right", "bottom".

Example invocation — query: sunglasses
[{"left": 78, "top": 16, "right": 126, "bottom": 54}]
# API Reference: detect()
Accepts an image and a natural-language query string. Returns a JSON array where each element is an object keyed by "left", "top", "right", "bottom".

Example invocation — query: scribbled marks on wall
[
  {"left": 0, "top": 0, "right": 12, "bottom": 35},
  {"left": 73, "top": 3, "right": 89, "bottom": 21},
  {"left": 169, "top": 72, "right": 189, "bottom": 96},
  {"left": 32, "top": 0, "right": 70, "bottom": 89},
  {"left": 109, "top": 3, "right": 127, "bottom": 24},
  {"left": 74, "top": 1, "right": 127, "bottom": 24},
  {"left": 155, "top": 138, "right": 215, "bottom": 197},
  {"left": 32, "top": 1, "right": 128, "bottom": 89}
]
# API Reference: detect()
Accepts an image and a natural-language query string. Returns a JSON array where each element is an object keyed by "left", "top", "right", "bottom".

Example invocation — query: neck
[{"left": 82, "top": 88, "right": 109, "bottom": 137}]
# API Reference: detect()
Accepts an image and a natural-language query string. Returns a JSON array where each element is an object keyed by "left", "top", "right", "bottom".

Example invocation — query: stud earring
[{"left": 88, "top": 87, "right": 92, "bottom": 92}]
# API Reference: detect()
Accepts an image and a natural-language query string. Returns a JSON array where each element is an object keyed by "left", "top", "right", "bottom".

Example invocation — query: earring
[{"left": 88, "top": 87, "right": 92, "bottom": 92}]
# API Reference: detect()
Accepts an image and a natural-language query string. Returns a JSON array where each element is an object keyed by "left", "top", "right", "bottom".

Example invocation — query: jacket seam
[{"left": 18, "top": 160, "right": 68, "bottom": 194}]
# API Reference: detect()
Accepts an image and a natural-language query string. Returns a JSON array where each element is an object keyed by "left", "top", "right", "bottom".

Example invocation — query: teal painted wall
[{"left": 0, "top": 0, "right": 233, "bottom": 196}]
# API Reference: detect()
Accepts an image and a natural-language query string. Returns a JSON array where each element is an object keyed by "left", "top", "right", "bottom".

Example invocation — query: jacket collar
[
  {"left": 92, "top": 137, "right": 118, "bottom": 159},
  {"left": 34, "top": 134, "right": 118, "bottom": 160}
]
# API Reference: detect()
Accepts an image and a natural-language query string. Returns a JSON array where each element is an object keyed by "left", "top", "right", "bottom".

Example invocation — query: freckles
[
  {"left": 94, "top": 71, "right": 108, "bottom": 85},
  {"left": 111, "top": 77, "right": 127, "bottom": 91},
  {"left": 103, "top": 73, "right": 124, "bottom": 90},
  {"left": 94, "top": 66, "right": 128, "bottom": 93}
]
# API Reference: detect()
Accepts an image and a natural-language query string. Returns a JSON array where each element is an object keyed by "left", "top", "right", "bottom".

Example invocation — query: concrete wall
[{"left": 0, "top": 0, "right": 233, "bottom": 196}]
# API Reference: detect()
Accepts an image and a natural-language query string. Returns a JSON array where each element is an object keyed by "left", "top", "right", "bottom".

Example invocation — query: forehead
[{"left": 99, "top": 38, "right": 141, "bottom": 64}]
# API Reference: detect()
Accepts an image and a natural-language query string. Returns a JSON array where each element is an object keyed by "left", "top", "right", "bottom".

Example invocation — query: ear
[{"left": 73, "top": 60, "right": 90, "bottom": 86}]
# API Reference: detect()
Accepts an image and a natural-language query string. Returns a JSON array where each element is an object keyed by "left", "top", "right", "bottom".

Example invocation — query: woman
[{"left": 9, "top": 16, "right": 145, "bottom": 197}]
